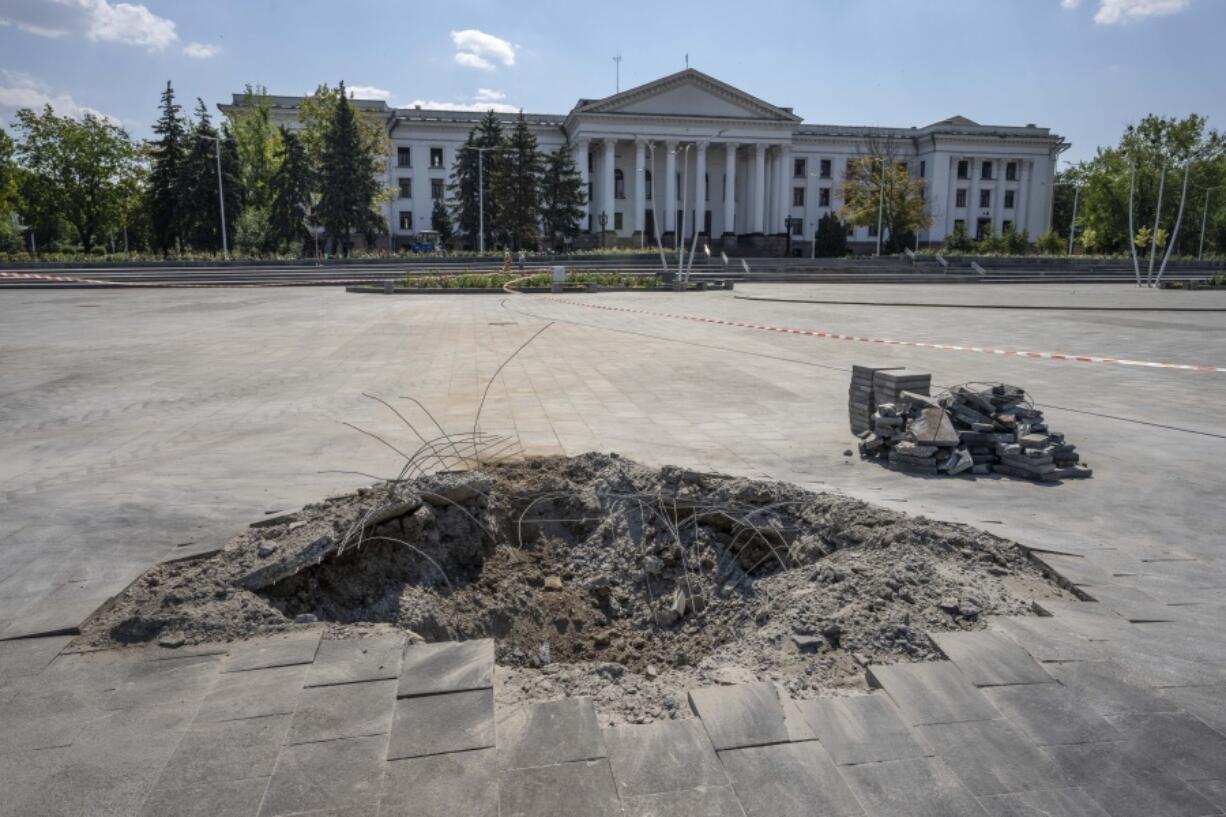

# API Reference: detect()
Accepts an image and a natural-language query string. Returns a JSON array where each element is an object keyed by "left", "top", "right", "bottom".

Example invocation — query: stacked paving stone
[{"left": 854, "top": 374, "right": 1091, "bottom": 482}]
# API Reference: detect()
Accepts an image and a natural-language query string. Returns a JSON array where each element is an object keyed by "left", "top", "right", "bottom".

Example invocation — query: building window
[
  {"left": 976, "top": 218, "right": 991, "bottom": 239},
  {"left": 588, "top": 182, "right": 593, "bottom": 203},
  {"left": 614, "top": 169, "right": 625, "bottom": 199},
  {"left": 431, "top": 179, "right": 444, "bottom": 200},
  {"left": 981, "top": 161, "right": 993, "bottom": 180},
  {"left": 397, "top": 178, "right": 412, "bottom": 199},
  {"left": 957, "top": 160, "right": 969, "bottom": 180},
  {"left": 588, "top": 153, "right": 594, "bottom": 172},
  {"left": 954, "top": 218, "right": 965, "bottom": 232},
  {"left": 791, "top": 219, "right": 803, "bottom": 236},
  {"left": 956, "top": 189, "right": 967, "bottom": 208},
  {"left": 898, "top": 161, "right": 908, "bottom": 173},
  {"left": 819, "top": 188, "right": 831, "bottom": 207},
  {"left": 920, "top": 160, "right": 926, "bottom": 178},
  {"left": 397, "top": 147, "right": 411, "bottom": 167},
  {"left": 645, "top": 170, "right": 652, "bottom": 200},
  {"left": 868, "top": 224, "right": 878, "bottom": 238},
  {"left": 1002, "top": 220, "right": 1014, "bottom": 234},
  {"left": 430, "top": 147, "right": 444, "bottom": 169},
  {"left": 793, "top": 158, "right": 806, "bottom": 178},
  {"left": 1006, "top": 161, "right": 1018, "bottom": 181},
  {"left": 399, "top": 211, "right": 413, "bottom": 230},
  {"left": 979, "top": 189, "right": 991, "bottom": 208},
  {"left": 793, "top": 187, "right": 805, "bottom": 207},
  {"left": 820, "top": 159, "right": 832, "bottom": 179},
  {"left": 614, "top": 212, "right": 623, "bottom": 230},
  {"left": 1004, "top": 190, "right": 1015, "bottom": 209}
]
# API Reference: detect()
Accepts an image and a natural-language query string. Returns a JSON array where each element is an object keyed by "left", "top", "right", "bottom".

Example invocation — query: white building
[{"left": 223, "top": 69, "right": 1067, "bottom": 254}]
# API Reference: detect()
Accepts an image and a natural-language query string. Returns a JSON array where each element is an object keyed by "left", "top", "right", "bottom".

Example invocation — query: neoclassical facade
[{"left": 223, "top": 69, "right": 1068, "bottom": 253}]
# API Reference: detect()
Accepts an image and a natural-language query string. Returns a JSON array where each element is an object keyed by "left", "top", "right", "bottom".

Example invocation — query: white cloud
[
  {"left": 183, "top": 41, "right": 219, "bottom": 59},
  {"left": 0, "top": 0, "right": 178, "bottom": 50},
  {"left": 450, "top": 29, "right": 515, "bottom": 71},
  {"left": 474, "top": 88, "right": 506, "bottom": 102},
  {"left": 407, "top": 98, "right": 518, "bottom": 114},
  {"left": 1064, "top": 0, "right": 1192, "bottom": 23},
  {"left": 0, "top": 70, "right": 118, "bottom": 122},
  {"left": 347, "top": 84, "right": 392, "bottom": 101}
]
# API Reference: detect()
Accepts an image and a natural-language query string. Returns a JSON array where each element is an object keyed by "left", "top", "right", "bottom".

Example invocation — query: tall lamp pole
[
  {"left": 202, "top": 134, "right": 229, "bottom": 260},
  {"left": 1200, "top": 187, "right": 1220, "bottom": 261},
  {"left": 1053, "top": 179, "right": 1081, "bottom": 256},
  {"left": 458, "top": 144, "right": 493, "bottom": 254}
]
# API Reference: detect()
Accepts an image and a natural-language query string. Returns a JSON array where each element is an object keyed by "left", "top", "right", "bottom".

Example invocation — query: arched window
[
  {"left": 614, "top": 169, "right": 625, "bottom": 200},
  {"left": 644, "top": 170, "right": 653, "bottom": 200}
]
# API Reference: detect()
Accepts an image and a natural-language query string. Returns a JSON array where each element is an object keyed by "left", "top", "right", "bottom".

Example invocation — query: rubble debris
[
  {"left": 849, "top": 365, "right": 902, "bottom": 435},
  {"left": 853, "top": 373, "right": 1092, "bottom": 483}
]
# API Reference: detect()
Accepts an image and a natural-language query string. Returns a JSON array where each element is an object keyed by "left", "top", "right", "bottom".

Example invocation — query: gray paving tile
[
  {"left": 718, "top": 741, "right": 863, "bottom": 817},
  {"left": 387, "top": 687, "right": 494, "bottom": 760},
  {"left": 688, "top": 682, "right": 791, "bottom": 750},
  {"left": 1048, "top": 740, "right": 1220, "bottom": 817},
  {"left": 981, "top": 683, "right": 1122, "bottom": 746},
  {"left": 917, "top": 719, "right": 1067, "bottom": 795},
  {"left": 496, "top": 696, "right": 606, "bottom": 770},
  {"left": 1190, "top": 780, "right": 1226, "bottom": 811},
  {"left": 196, "top": 664, "right": 308, "bottom": 723},
  {"left": 1156, "top": 683, "right": 1226, "bottom": 735},
  {"left": 867, "top": 662, "right": 999, "bottom": 726},
  {"left": 158, "top": 714, "right": 291, "bottom": 787},
  {"left": 605, "top": 718, "right": 728, "bottom": 797},
  {"left": 795, "top": 693, "right": 930, "bottom": 765},
  {"left": 0, "top": 746, "right": 70, "bottom": 817},
  {"left": 989, "top": 616, "right": 1107, "bottom": 663},
  {"left": 622, "top": 785, "right": 747, "bottom": 817},
  {"left": 379, "top": 748, "right": 498, "bottom": 817},
  {"left": 929, "top": 631, "right": 1054, "bottom": 687},
  {"left": 397, "top": 638, "right": 493, "bottom": 697},
  {"left": 287, "top": 678, "right": 396, "bottom": 745},
  {"left": 839, "top": 757, "right": 988, "bottom": 817},
  {"left": 304, "top": 635, "right": 404, "bottom": 688},
  {"left": 105, "top": 652, "right": 221, "bottom": 710},
  {"left": 0, "top": 672, "right": 113, "bottom": 753},
  {"left": 978, "top": 787, "right": 1112, "bottom": 817},
  {"left": 259, "top": 734, "right": 387, "bottom": 817},
  {"left": 0, "top": 635, "right": 72, "bottom": 683},
  {"left": 222, "top": 631, "right": 321, "bottom": 673},
  {"left": 1045, "top": 660, "right": 1182, "bottom": 716},
  {"left": 1106, "top": 711, "right": 1226, "bottom": 782},
  {"left": 139, "top": 776, "right": 269, "bottom": 817},
  {"left": 499, "top": 758, "right": 622, "bottom": 817}
]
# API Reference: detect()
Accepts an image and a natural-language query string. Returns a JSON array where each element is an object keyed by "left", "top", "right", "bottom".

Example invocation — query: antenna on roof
[{"left": 613, "top": 51, "right": 622, "bottom": 93}]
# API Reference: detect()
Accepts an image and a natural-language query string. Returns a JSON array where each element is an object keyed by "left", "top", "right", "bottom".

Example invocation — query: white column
[
  {"left": 634, "top": 141, "right": 646, "bottom": 239},
  {"left": 723, "top": 143, "right": 738, "bottom": 235},
  {"left": 993, "top": 160, "right": 1005, "bottom": 232},
  {"left": 602, "top": 139, "right": 616, "bottom": 235},
  {"left": 694, "top": 142, "right": 707, "bottom": 236},
  {"left": 945, "top": 156, "right": 958, "bottom": 236},
  {"left": 576, "top": 139, "right": 590, "bottom": 233},
  {"left": 967, "top": 156, "right": 980, "bottom": 238},
  {"left": 664, "top": 141, "right": 678, "bottom": 239},
  {"left": 752, "top": 143, "right": 766, "bottom": 234},
  {"left": 764, "top": 150, "right": 775, "bottom": 233},
  {"left": 778, "top": 145, "right": 792, "bottom": 234}
]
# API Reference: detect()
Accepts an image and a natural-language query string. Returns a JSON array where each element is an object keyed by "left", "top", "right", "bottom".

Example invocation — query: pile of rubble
[{"left": 850, "top": 365, "right": 1091, "bottom": 482}]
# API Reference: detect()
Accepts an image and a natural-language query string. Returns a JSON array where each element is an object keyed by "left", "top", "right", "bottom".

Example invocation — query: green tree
[
  {"left": 812, "top": 212, "right": 848, "bottom": 257},
  {"left": 0, "top": 127, "right": 16, "bottom": 220},
  {"left": 267, "top": 127, "right": 314, "bottom": 253},
  {"left": 147, "top": 81, "right": 189, "bottom": 254},
  {"left": 1036, "top": 229, "right": 1064, "bottom": 255},
  {"left": 316, "top": 82, "right": 384, "bottom": 254},
  {"left": 538, "top": 141, "right": 586, "bottom": 250},
  {"left": 942, "top": 221, "right": 974, "bottom": 253},
  {"left": 181, "top": 99, "right": 243, "bottom": 251},
  {"left": 225, "top": 84, "right": 281, "bottom": 211},
  {"left": 838, "top": 147, "right": 931, "bottom": 253},
  {"left": 430, "top": 196, "right": 453, "bottom": 248},
  {"left": 449, "top": 110, "right": 502, "bottom": 250},
  {"left": 14, "top": 105, "right": 136, "bottom": 253}
]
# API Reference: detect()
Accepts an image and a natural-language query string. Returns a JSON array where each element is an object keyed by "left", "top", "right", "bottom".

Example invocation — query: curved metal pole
[
  {"left": 1146, "top": 162, "right": 1167, "bottom": 286},
  {"left": 1128, "top": 160, "right": 1141, "bottom": 286},
  {"left": 1154, "top": 163, "right": 1191, "bottom": 288}
]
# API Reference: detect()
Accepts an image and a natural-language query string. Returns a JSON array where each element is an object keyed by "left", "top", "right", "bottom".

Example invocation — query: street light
[
  {"left": 12, "top": 214, "right": 34, "bottom": 257},
  {"left": 1053, "top": 179, "right": 1081, "bottom": 255},
  {"left": 784, "top": 216, "right": 798, "bottom": 257},
  {"left": 1200, "top": 186, "right": 1220, "bottom": 261},
  {"left": 457, "top": 144, "right": 494, "bottom": 254},
  {"left": 200, "top": 134, "right": 229, "bottom": 261},
  {"left": 301, "top": 191, "right": 322, "bottom": 263},
  {"left": 598, "top": 210, "right": 608, "bottom": 248}
]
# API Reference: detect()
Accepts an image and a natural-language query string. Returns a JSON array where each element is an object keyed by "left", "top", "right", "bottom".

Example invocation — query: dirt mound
[{"left": 77, "top": 453, "right": 1070, "bottom": 724}]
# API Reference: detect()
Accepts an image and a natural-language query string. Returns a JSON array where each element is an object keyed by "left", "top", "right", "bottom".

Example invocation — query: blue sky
[{"left": 1, "top": 0, "right": 1222, "bottom": 165}]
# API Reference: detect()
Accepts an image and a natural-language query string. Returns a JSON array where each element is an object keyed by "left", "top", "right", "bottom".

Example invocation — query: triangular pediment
[{"left": 574, "top": 69, "right": 800, "bottom": 122}]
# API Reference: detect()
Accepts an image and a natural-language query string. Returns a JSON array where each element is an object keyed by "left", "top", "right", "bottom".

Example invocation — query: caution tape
[
  {"left": 0, "top": 270, "right": 396, "bottom": 288},
  {"left": 0, "top": 270, "right": 126, "bottom": 285},
  {"left": 552, "top": 297, "right": 1226, "bottom": 374}
]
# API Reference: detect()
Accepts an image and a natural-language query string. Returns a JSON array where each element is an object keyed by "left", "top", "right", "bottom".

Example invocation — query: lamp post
[
  {"left": 598, "top": 210, "right": 608, "bottom": 248},
  {"left": 201, "top": 134, "right": 229, "bottom": 261},
  {"left": 875, "top": 155, "right": 885, "bottom": 257},
  {"left": 1052, "top": 179, "right": 1081, "bottom": 255},
  {"left": 784, "top": 216, "right": 797, "bottom": 257},
  {"left": 457, "top": 144, "right": 494, "bottom": 254},
  {"left": 1200, "top": 187, "right": 1220, "bottom": 261}
]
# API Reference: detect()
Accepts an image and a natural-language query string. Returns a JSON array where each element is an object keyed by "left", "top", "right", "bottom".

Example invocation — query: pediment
[{"left": 575, "top": 70, "right": 800, "bottom": 122}]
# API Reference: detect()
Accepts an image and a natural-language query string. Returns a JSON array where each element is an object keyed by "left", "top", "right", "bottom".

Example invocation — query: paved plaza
[{"left": 2, "top": 283, "right": 1225, "bottom": 815}]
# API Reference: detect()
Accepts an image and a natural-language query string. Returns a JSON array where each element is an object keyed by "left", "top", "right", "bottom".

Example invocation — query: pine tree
[
  {"left": 489, "top": 112, "right": 542, "bottom": 251},
  {"left": 813, "top": 212, "right": 848, "bottom": 257},
  {"left": 316, "top": 82, "right": 384, "bottom": 255},
  {"left": 147, "top": 81, "right": 187, "bottom": 254},
  {"left": 268, "top": 127, "right": 314, "bottom": 253},
  {"left": 448, "top": 110, "right": 502, "bottom": 251},
  {"left": 430, "top": 196, "right": 453, "bottom": 248},
  {"left": 538, "top": 142, "right": 586, "bottom": 250},
  {"left": 181, "top": 99, "right": 243, "bottom": 251}
]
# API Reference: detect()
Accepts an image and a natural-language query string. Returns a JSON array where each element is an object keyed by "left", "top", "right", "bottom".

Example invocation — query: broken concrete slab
[
  {"left": 304, "top": 634, "right": 405, "bottom": 688},
  {"left": 604, "top": 718, "right": 728, "bottom": 798},
  {"left": 221, "top": 631, "right": 321, "bottom": 673},
  {"left": 1047, "top": 739, "right": 1218, "bottom": 817},
  {"left": 1043, "top": 660, "right": 1180, "bottom": 717},
  {"left": 0, "top": 634, "right": 72, "bottom": 683},
  {"left": 138, "top": 777, "right": 270, "bottom": 817},
  {"left": 981, "top": 683, "right": 1121, "bottom": 746},
  {"left": 867, "top": 662, "right": 1000, "bottom": 725},
  {"left": 928, "top": 630, "right": 1053, "bottom": 686},
  {"left": 387, "top": 687, "right": 494, "bottom": 760},
  {"left": 105, "top": 653, "right": 220, "bottom": 710},
  {"left": 258, "top": 734, "right": 387, "bottom": 816},
  {"left": 794, "top": 693, "right": 930, "bottom": 765},
  {"left": 397, "top": 638, "right": 493, "bottom": 698},
  {"left": 287, "top": 678, "right": 396, "bottom": 745},
  {"left": 498, "top": 759, "right": 622, "bottom": 817},
  {"left": 1105, "top": 711, "right": 1226, "bottom": 782},
  {"left": 195, "top": 663, "right": 307, "bottom": 723},
  {"left": 496, "top": 696, "right": 606, "bottom": 770},
  {"left": 916, "top": 719, "right": 1067, "bottom": 795},
  {"left": 687, "top": 682, "right": 791, "bottom": 751},
  {"left": 1155, "top": 683, "right": 1226, "bottom": 735},
  {"left": 977, "top": 787, "right": 1112, "bottom": 817},
  {"left": 379, "top": 748, "right": 498, "bottom": 817},
  {"left": 621, "top": 785, "right": 747, "bottom": 817},
  {"left": 157, "top": 713, "right": 291, "bottom": 787},
  {"left": 838, "top": 757, "right": 987, "bottom": 817},
  {"left": 988, "top": 615, "right": 1107, "bottom": 663},
  {"left": 717, "top": 741, "right": 862, "bottom": 817}
]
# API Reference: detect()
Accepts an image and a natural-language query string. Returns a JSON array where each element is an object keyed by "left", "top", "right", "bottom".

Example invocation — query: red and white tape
[
  {"left": 0, "top": 270, "right": 394, "bottom": 288},
  {"left": 553, "top": 297, "right": 1226, "bottom": 374},
  {"left": 0, "top": 270, "right": 125, "bottom": 285}
]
